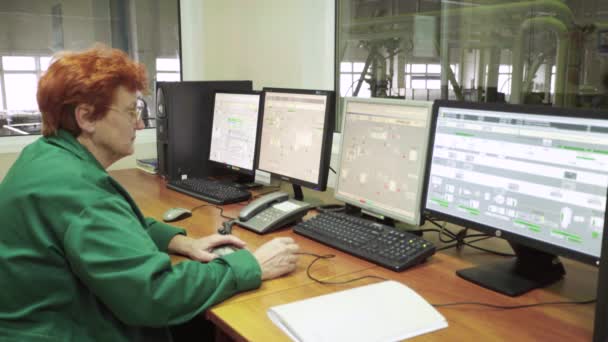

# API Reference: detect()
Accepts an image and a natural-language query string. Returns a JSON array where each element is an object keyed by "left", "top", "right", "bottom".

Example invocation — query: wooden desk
[
  {"left": 111, "top": 169, "right": 597, "bottom": 341},
  {"left": 111, "top": 169, "right": 378, "bottom": 305}
]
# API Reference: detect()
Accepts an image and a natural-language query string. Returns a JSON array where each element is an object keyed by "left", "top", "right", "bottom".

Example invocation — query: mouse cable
[
  {"left": 295, "top": 252, "right": 388, "bottom": 285},
  {"left": 209, "top": 205, "right": 236, "bottom": 220},
  {"left": 190, "top": 203, "right": 236, "bottom": 221},
  {"left": 190, "top": 204, "right": 215, "bottom": 213}
]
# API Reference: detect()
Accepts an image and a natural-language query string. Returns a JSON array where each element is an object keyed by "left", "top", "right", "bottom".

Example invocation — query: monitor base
[
  {"left": 233, "top": 182, "right": 263, "bottom": 190},
  {"left": 344, "top": 203, "right": 396, "bottom": 227},
  {"left": 456, "top": 242, "right": 565, "bottom": 297}
]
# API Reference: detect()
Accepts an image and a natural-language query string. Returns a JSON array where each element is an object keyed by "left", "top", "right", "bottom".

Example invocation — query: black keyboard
[
  {"left": 293, "top": 212, "right": 435, "bottom": 271},
  {"left": 167, "top": 178, "right": 251, "bottom": 205}
]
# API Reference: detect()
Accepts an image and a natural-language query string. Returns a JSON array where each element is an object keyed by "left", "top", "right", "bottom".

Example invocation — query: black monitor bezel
[
  {"left": 256, "top": 87, "right": 335, "bottom": 191},
  {"left": 208, "top": 90, "right": 263, "bottom": 176},
  {"left": 421, "top": 100, "right": 607, "bottom": 267}
]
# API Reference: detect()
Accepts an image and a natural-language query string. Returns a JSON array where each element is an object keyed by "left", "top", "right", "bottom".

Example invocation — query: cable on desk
[
  {"left": 295, "top": 252, "right": 388, "bottom": 285},
  {"left": 188, "top": 203, "right": 236, "bottom": 220},
  {"left": 435, "top": 235, "right": 492, "bottom": 251},
  {"left": 432, "top": 298, "right": 596, "bottom": 310},
  {"left": 425, "top": 217, "right": 459, "bottom": 243},
  {"left": 218, "top": 219, "right": 236, "bottom": 235},
  {"left": 188, "top": 203, "right": 237, "bottom": 234},
  {"left": 424, "top": 216, "right": 516, "bottom": 257},
  {"left": 329, "top": 166, "right": 337, "bottom": 174},
  {"left": 189, "top": 204, "right": 214, "bottom": 213},
  {"left": 216, "top": 206, "right": 236, "bottom": 220},
  {"left": 296, "top": 255, "right": 594, "bottom": 310}
]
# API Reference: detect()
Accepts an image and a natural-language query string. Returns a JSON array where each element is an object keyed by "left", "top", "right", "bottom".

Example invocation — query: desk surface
[{"left": 111, "top": 169, "right": 597, "bottom": 341}]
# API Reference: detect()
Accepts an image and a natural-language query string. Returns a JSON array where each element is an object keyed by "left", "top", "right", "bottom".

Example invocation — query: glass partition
[{"left": 337, "top": 0, "right": 608, "bottom": 129}]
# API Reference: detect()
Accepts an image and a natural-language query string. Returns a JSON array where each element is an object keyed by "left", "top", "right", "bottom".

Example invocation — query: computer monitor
[
  {"left": 209, "top": 90, "right": 262, "bottom": 179},
  {"left": 594, "top": 225, "right": 608, "bottom": 341},
  {"left": 155, "top": 80, "right": 252, "bottom": 180},
  {"left": 422, "top": 100, "right": 607, "bottom": 296},
  {"left": 334, "top": 97, "right": 433, "bottom": 226},
  {"left": 256, "top": 87, "right": 334, "bottom": 199}
]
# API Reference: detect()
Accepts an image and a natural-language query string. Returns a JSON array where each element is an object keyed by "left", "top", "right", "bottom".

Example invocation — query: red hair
[{"left": 37, "top": 44, "right": 148, "bottom": 137}]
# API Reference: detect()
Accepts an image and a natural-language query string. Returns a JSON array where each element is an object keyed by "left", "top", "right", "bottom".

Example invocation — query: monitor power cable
[
  {"left": 424, "top": 217, "right": 515, "bottom": 257},
  {"left": 297, "top": 252, "right": 596, "bottom": 310}
]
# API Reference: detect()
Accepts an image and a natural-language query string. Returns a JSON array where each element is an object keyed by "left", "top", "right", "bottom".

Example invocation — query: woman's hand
[
  {"left": 253, "top": 237, "right": 300, "bottom": 280},
  {"left": 168, "top": 234, "right": 247, "bottom": 262}
]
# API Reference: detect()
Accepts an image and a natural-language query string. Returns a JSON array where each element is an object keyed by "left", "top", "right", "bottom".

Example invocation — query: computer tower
[
  {"left": 594, "top": 228, "right": 608, "bottom": 341},
  {"left": 156, "top": 80, "right": 253, "bottom": 180}
]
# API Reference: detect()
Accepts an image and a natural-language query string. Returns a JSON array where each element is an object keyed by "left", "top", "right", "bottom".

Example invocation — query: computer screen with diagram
[
  {"left": 334, "top": 97, "right": 433, "bottom": 226},
  {"left": 235, "top": 87, "right": 334, "bottom": 234},
  {"left": 209, "top": 91, "right": 262, "bottom": 176},
  {"left": 256, "top": 88, "right": 334, "bottom": 193},
  {"left": 423, "top": 100, "right": 607, "bottom": 296}
]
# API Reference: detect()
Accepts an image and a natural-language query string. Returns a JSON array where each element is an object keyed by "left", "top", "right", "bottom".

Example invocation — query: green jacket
[{"left": 0, "top": 130, "right": 262, "bottom": 341}]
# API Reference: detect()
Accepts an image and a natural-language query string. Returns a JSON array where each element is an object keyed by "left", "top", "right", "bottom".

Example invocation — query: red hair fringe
[{"left": 37, "top": 44, "right": 148, "bottom": 136}]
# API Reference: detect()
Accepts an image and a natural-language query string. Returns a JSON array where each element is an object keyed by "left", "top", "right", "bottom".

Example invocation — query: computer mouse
[
  {"left": 162, "top": 207, "right": 192, "bottom": 222},
  {"left": 212, "top": 245, "right": 237, "bottom": 257}
]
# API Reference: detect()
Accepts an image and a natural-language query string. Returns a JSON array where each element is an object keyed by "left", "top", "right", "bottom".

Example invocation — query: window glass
[
  {"left": 427, "top": 64, "right": 441, "bottom": 74},
  {"left": 353, "top": 62, "right": 366, "bottom": 73},
  {"left": 411, "top": 64, "right": 426, "bottom": 73},
  {"left": 156, "top": 72, "right": 180, "bottom": 82},
  {"left": 337, "top": 0, "right": 608, "bottom": 129},
  {"left": 426, "top": 79, "right": 440, "bottom": 90},
  {"left": 2, "top": 57, "right": 36, "bottom": 71},
  {"left": 499, "top": 64, "right": 512, "bottom": 73},
  {"left": 156, "top": 58, "right": 180, "bottom": 72},
  {"left": 411, "top": 79, "right": 426, "bottom": 89},
  {"left": 40, "top": 57, "right": 53, "bottom": 72},
  {"left": 340, "top": 62, "right": 352, "bottom": 73},
  {"left": 0, "top": 0, "right": 180, "bottom": 137},
  {"left": 4, "top": 74, "right": 38, "bottom": 110},
  {"left": 340, "top": 74, "right": 353, "bottom": 97},
  {"left": 0, "top": 79, "right": 4, "bottom": 113}
]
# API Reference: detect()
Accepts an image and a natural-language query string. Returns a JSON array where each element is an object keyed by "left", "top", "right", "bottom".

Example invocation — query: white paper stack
[{"left": 267, "top": 280, "right": 448, "bottom": 342}]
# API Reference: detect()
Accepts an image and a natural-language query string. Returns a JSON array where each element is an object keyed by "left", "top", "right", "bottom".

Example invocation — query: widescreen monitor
[
  {"left": 594, "top": 225, "right": 608, "bottom": 342},
  {"left": 422, "top": 100, "right": 607, "bottom": 296},
  {"left": 334, "top": 97, "right": 433, "bottom": 226},
  {"left": 209, "top": 91, "right": 262, "bottom": 176},
  {"left": 256, "top": 88, "right": 334, "bottom": 198}
]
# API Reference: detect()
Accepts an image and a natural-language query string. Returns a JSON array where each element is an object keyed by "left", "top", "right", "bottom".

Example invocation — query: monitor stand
[
  {"left": 232, "top": 175, "right": 263, "bottom": 189},
  {"left": 292, "top": 184, "right": 304, "bottom": 201},
  {"left": 456, "top": 241, "right": 565, "bottom": 297},
  {"left": 344, "top": 204, "right": 396, "bottom": 227}
]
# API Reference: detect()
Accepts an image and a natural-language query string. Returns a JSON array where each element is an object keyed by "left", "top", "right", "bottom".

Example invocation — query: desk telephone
[{"left": 236, "top": 191, "right": 313, "bottom": 234}]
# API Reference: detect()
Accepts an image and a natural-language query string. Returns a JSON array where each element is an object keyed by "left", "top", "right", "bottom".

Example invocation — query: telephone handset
[
  {"left": 236, "top": 191, "right": 313, "bottom": 234},
  {"left": 239, "top": 191, "right": 289, "bottom": 221}
]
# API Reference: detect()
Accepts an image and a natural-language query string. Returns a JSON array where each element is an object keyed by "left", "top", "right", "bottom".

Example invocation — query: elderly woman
[{"left": 0, "top": 45, "right": 299, "bottom": 341}]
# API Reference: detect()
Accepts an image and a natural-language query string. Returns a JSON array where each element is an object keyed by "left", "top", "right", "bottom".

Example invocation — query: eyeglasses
[{"left": 107, "top": 106, "right": 142, "bottom": 123}]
